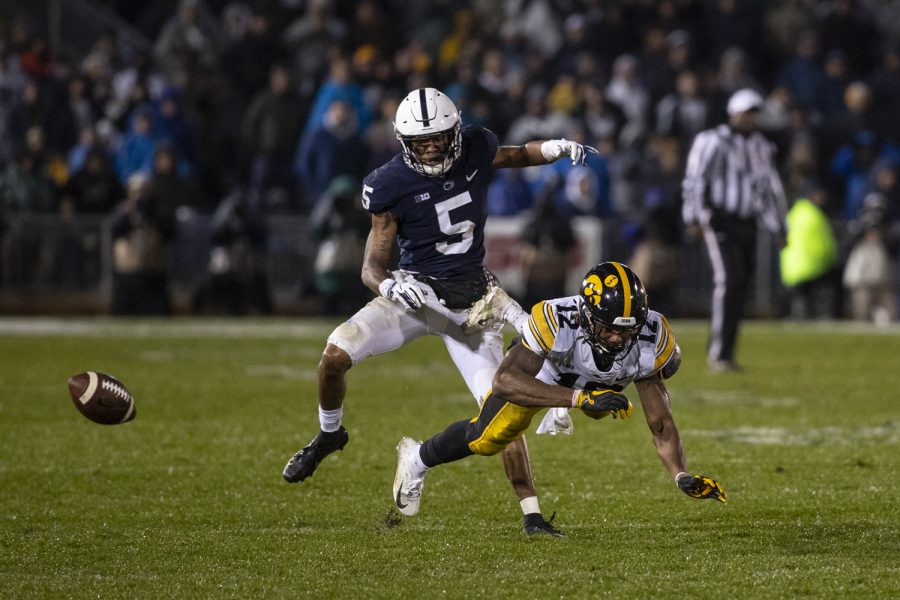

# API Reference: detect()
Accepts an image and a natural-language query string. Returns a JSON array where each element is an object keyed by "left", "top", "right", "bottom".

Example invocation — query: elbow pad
[{"left": 661, "top": 344, "right": 682, "bottom": 379}]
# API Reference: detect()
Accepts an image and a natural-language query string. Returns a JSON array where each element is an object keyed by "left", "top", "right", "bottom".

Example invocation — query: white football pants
[{"left": 327, "top": 273, "right": 504, "bottom": 402}]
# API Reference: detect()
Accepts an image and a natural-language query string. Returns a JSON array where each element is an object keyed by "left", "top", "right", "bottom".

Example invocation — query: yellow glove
[
  {"left": 676, "top": 472, "right": 727, "bottom": 503},
  {"left": 572, "top": 389, "right": 633, "bottom": 420}
]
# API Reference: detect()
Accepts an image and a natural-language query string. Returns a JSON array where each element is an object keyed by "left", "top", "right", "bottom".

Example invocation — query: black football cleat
[
  {"left": 523, "top": 512, "right": 566, "bottom": 538},
  {"left": 283, "top": 426, "right": 349, "bottom": 483}
]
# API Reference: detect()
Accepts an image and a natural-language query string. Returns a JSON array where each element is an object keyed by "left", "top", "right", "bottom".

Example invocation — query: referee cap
[{"left": 727, "top": 88, "right": 764, "bottom": 116}]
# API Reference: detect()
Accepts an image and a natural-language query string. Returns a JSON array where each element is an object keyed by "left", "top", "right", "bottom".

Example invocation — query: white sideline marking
[
  {"left": 0, "top": 318, "right": 336, "bottom": 339},
  {"left": 243, "top": 365, "right": 316, "bottom": 380},
  {"left": 692, "top": 390, "right": 800, "bottom": 407},
  {"left": 684, "top": 425, "right": 900, "bottom": 446}
]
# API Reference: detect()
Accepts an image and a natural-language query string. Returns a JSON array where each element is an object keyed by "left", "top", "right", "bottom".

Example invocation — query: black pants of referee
[{"left": 700, "top": 214, "right": 757, "bottom": 365}]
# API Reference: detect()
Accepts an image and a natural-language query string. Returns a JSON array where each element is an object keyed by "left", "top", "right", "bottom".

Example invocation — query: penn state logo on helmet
[
  {"left": 394, "top": 88, "right": 462, "bottom": 177},
  {"left": 578, "top": 261, "right": 649, "bottom": 359}
]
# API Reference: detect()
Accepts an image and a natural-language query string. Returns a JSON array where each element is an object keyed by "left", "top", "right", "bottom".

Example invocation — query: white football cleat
[
  {"left": 393, "top": 437, "right": 426, "bottom": 517},
  {"left": 536, "top": 407, "right": 574, "bottom": 436},
  {"left": 463, "top": 286, "right": 527, "bottom": 334}
]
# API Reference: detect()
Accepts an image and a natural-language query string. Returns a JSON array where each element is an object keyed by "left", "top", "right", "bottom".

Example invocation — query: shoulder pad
[
  {"left": 522, "top": 301, "right": 559, "bottom": 355},
  {"left": 651, "top": 314, "right": 678, "bottom": 375},
  {"left": 362, "top": 165, "right": 399, "bottom": 213},
  {"left": 661, "top": 343, "right": 681, "bottom": 379}
]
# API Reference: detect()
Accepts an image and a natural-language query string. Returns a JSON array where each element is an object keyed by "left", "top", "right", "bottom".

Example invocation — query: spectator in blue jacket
[
  {"left": 114, "top": 108, "right": 156, "bottom": 183},
  {"left": 294, "top": 99, "right": 367, "bottom": 210}
]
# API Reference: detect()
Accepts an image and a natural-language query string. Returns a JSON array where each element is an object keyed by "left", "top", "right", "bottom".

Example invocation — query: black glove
[
  {"left": 676, "top": 472, "right": 727, "bottom": 503},
  {"left": 573, "top": 389, "right": 632, "bottom": 420}
]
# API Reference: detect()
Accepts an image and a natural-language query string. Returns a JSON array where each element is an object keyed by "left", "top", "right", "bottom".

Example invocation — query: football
[{"left": 67, "top": 371, "right": 136, "bottom": 425}]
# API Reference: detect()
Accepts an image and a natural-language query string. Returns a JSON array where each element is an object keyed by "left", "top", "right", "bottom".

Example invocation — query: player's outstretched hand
[
  {"left": 379, "top": 278, "right": 426, "bottom": 310},
  {"left": 676, "top": 472, "right": 727, "bottom": 503},
  {"left": 572, "top": 389, "right": 632, "bottom": 420},
  {"left": 541, "top": 139, "right": 600, "bottom": 166}
]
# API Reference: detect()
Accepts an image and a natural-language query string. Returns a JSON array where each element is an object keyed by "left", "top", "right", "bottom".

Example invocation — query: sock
[
  {"left": 419, "top": 420, "right": 473, "bottom": 467},
  {"left": 318, "top": 406, "right": 343, "bottom": 433},
  {"left": 409, "top": 446, "right": 430, "bottom": 479},
  {"left": 520, "top": 496, "right": 541, "bottom": 516},
  {"left": 507, "top": 307, "right": 529, "bottom": 334}
]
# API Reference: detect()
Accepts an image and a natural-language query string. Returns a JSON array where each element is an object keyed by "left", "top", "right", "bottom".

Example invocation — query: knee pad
[{"left": 327, "top": 320, "right": 366, "bottom": 364}]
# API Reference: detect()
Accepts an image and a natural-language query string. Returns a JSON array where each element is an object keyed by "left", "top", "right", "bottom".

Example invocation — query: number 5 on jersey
[{"left": 435, "top": 192, "right": 475, "bottom": 255}]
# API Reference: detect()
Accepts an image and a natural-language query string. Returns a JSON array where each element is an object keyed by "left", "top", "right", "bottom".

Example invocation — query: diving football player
[{"left": 393, "top": 262, "right": 726, "bottom": 527}]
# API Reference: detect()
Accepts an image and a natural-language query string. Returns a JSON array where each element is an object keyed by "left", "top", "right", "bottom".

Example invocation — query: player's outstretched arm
[
  {"left": 635, "top": 375, "right": 727, "bottom": 503},
  {"left": 493, "top": 140, "right": 599, "bottom": 169},
  {"left": 635, "top": 374, "right": 687, "bottom": 479}
]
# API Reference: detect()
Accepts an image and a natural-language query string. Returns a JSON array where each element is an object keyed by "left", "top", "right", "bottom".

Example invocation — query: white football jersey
[{"left": 520, "top": 296, "right": 677, "bottom": 392}]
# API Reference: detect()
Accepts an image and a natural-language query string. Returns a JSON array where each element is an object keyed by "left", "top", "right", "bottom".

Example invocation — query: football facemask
[
  {"left": 578, "top": 303, "right": 641, "bottom": 357},
  {"left": 394, "top": 87, "right": 462, "bottom": 177}
]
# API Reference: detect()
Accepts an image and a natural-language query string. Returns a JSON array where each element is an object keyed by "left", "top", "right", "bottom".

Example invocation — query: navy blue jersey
[{"left": 362, "top": 126, "right": 499, "bottom": 278}]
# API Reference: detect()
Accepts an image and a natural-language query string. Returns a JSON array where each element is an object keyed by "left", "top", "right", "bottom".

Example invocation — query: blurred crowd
[{"left": 1, "top": 0, "right": 899, "bottom": 319}]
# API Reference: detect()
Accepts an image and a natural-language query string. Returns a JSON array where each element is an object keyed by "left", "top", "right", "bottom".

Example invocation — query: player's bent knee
[{"left": 319, "top": 343, "right": 352, "bottom": 376}]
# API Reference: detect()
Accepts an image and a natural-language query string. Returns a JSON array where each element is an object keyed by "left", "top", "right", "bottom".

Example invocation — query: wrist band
[{"left": 571, "top": 388, "right": 582, "bottom": 408}]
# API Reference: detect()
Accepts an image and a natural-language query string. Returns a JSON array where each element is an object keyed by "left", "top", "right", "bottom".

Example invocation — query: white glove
[
  {"left": 540, "top": 139, "right": 599, "bottom": 165},
  {"left": 536, "top": 407, "right": 574, "bottom": 436},
  {"left": 379, "top": 278, "right": 427, "bottom": 310}
]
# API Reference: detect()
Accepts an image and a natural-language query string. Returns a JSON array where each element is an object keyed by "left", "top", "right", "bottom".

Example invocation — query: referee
[{"left": 682, "top": 88, "right": 788, "bottom": 372}]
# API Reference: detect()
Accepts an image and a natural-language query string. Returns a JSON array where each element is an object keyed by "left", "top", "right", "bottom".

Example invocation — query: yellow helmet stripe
[{"left": 611, "top": 262, "right": 632, "bottom": 318}]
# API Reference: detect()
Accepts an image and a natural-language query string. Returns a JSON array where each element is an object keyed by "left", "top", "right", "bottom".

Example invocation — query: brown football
[{"left": 67, "top": 371, "right": 136, "bottom": 425}]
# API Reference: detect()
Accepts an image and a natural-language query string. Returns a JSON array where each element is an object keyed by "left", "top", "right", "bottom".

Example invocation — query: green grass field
[{"left": 1, "top": 318, "right": 899, "bottom": 599}]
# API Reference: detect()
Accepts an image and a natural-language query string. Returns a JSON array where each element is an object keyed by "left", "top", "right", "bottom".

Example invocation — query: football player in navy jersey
[
  {"left": 283, "top": 87, "right": 595, "bottom": 536},
  {"left": 392, "top": 262, "right": 727, "bottom": 530}
]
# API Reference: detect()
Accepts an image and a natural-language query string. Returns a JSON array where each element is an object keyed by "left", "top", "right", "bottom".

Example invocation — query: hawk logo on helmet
[
  {"left": 582, "top": 274, "right": 603, "bottom": 305},
  {"left": 577, "top": 261, "right": 650, "bottom": 362}
]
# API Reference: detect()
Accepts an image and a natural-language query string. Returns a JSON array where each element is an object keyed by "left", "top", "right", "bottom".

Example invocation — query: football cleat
[
  {"left": 283, "top": 426, "right": 349, "bottom": 483},
  {"left": 524, "top": 512, "right": 566, "bottom": 538},
  {"left": 463, "top": 286, "right": 527, "bottom": 334},
  {"left": 392, "top": 437, "right": 426, "bottom": 517}
]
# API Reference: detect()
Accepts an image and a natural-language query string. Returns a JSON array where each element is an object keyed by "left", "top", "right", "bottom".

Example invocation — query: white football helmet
[{"left": 394, "top": 87, "right": 462, "bottom": 177}]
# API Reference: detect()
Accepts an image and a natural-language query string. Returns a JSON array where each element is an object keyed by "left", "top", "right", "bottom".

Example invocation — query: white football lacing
[{"left": 101, "top": 379, "right": 130, "bottom": 401}]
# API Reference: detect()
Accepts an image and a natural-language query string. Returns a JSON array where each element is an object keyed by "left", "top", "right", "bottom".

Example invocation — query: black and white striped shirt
[{"left": 682, "top": 124, "right": 787, "bottom": 235}]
